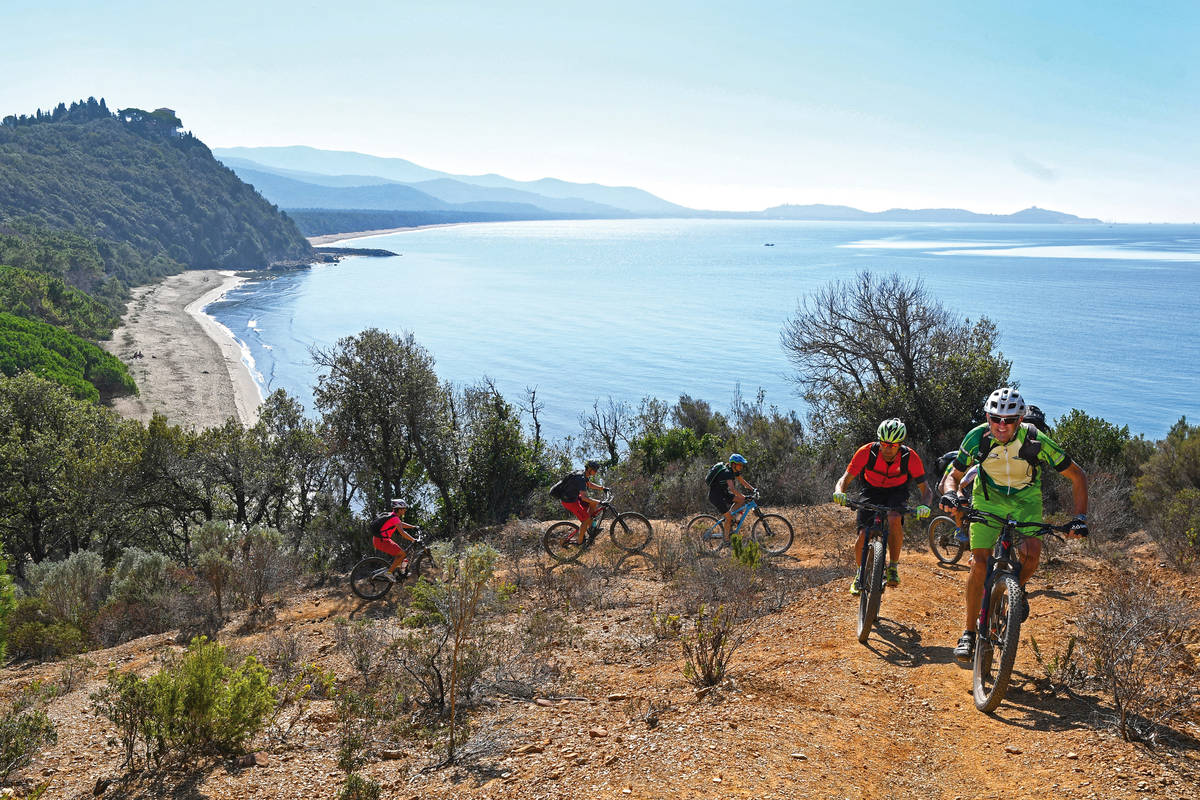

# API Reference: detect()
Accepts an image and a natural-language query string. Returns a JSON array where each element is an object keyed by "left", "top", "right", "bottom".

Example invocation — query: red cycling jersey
[{"left": 846, "top": 443, "right": 926, "bottom": 489}]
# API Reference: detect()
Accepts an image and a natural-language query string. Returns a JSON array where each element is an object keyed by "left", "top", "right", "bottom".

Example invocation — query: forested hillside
[
  {"left": 0, "top": 100, "right": 312, "bottom": 272},
  {"left": 0, "top": 98, "right": 313, "bottom": 402}
]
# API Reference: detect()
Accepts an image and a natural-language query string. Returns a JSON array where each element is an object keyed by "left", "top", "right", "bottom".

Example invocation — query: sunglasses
[{"left": 988, "top": 415, "right": 1021, "bottom": 425}]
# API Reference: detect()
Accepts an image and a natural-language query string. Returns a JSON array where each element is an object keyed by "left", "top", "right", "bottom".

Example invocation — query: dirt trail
[{"left": 3, "top": 512, "right": 1197, "bottom": 800}]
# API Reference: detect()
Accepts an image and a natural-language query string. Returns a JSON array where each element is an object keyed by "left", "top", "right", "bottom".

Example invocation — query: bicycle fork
[{"left": 977, "top": 540, "right": 1014, "bottom": 630}]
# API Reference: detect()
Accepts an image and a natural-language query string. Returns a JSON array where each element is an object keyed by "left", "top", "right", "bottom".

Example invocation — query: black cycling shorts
[
  {"left": 856, "top": 485, "right": 910, "bottom": 528},
  {"left": 708, "top": 485, "right": 735, "bottom": 514}
]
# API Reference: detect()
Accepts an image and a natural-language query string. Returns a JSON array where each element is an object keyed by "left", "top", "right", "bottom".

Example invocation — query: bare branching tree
[
  {"left": 579, "top": 396, "right": 635, "bottom": 465},
  {"left": 780, "top": 270, "right": 1010, "bottom": 453}
]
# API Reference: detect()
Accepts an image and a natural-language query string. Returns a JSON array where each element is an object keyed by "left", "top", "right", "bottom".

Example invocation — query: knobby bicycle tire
[
  {"left": 857, "top": 538, "right": 886, "bottom": 643},
  {"left": 543, "top": 521, "right": 585, "bottom": 564},
  {"left": 974, "top": 574, "right": 1023, "bottom": 712},
  {"left": 349, "top": 556, "right": 394, "bottom": 600},
  {"left": 409, "top": 548, "right": 444, "bottom": 584},
  {"left": 927, "top": 515, "right": 966, "bottom": 565},
  {"left": 751, "top": 513, "right": 793, "bottom": 556},
  {"left": 609, "top": 512, "right": 653, "bottom": 552},
  {"left": 684, "top": 514, "right": 724, "bottom": 555}
]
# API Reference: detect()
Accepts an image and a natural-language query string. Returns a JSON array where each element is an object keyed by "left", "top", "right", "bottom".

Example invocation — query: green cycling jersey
[{"left": 952, "top": 423, "right": 1072, "bottom": 499}]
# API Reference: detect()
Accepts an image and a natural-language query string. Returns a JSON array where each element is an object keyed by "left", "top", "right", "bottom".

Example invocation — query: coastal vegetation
[
  {"left": 0, "top": 99, "right": 312, "bottom": 277},
  {"left": 0, "top": 272, "right": 1195, "bottom": 794},
  {"left": 0, "top": 97, "right": 318, "bottom": 404}
]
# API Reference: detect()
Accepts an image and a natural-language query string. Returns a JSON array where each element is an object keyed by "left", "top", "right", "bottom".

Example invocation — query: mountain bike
[
  {"left": 349, "top": 533, "right": 442, "bottom": 600},
  {"left": 542, "top": 490, "right": 653, "bottom": 564},
  {"left": 684, "top": 490, "right": 793, "bottom": 556},
  {"left": 926, "top": 513, "right": 967, "bottom": 565},
  {"left": 846, "top": 500, "right": 917, "bottom": 643},
  {"left": 961, "top": 507, "right": 1070, "bottom": 712}
]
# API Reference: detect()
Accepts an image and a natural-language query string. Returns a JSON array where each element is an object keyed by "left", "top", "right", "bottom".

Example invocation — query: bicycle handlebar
[
  {"left": 846, "top": 499, "right": 917, "bottom": 515},
  {"left": 961, "top": 507, "right": 1071, "bottom": 538}
]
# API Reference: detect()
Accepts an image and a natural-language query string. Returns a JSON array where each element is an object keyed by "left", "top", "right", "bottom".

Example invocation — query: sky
[{"left": 5, "top": 1, "right": 1199, "bottom": 222}]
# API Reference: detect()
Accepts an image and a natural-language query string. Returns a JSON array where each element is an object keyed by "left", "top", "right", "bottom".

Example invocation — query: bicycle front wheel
[
  {"left": 349, "top": 556, "right": 394, "bottom": 600},
  {"left": 409, "top": 548, "right": 444, "bottom": 584},
  {"left": 543, "top": 521, "right": 584, "bottom": 564},
  {"left": 609, "top": 512, "right": 653, "bottom": 552},
  {"left": 857, "top": 538, "right": 886, "bottom": 644},
  {"left": 750, "top": 513, "right": 793, "bottom": 556},
  {"left": 974, "top": 574, "right": 1023, "bottom": 712},
  {"left": 684, "top": 514, "right": 724, "bottom": 555},
  {"left": 927, "top": 515, "right": 965, "bottom": 565}
]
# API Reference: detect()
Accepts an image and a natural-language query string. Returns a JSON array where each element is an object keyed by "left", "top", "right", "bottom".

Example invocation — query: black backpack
[
  {"left": 975, "top": 423, "right": 1043, "bottom": 499},
  {"left": 934, "top": 450, "right": 959, "bottom": 479},
  {"left": 548, "top": 474, "right": 572, "bottom": 500},
  {"left": 367, "top": 513, "right": 392, "bottom": 537},
  {"left": 705, "top": 462, "right": 727, "bottom": 487}
]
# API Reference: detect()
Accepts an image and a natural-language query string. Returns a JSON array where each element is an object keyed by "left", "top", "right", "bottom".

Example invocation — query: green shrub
[
  {"left": 1132, "top": 419, "right": 1200, "bottom": 568},
  {"left": 27, "top": 549, "right": 106, "bottom": 628},
  {"left": 90, "top": 636, "right": 276, "bottom": 769},
  {"left": 0, "top": 704, "right": 57, "bottom": 782},
  {"left": 6, "top": 598, "right": 85, "bottom": 661},
  {"left": 338, "top": 773, "right": 383, "bottom": 800},
  {"left": 730, "top": 533, "right": 761, "bottom": 569},
  {"left": 0, "top": 550, "right": 14, "bottom": 662},
  {"left": 232, "top": 525, "right": 291, "bottom": 608},
  {"left": 109, "top": 547, "right": 172, "bottom": 603}
]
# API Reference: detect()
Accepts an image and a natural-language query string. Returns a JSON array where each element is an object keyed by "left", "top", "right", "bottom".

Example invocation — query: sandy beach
[
  {"left": 103, "top": 270, "right": 263, "bottom": 430},
  {"left": 306, "top": 222, "right": 469, "bottom": 246}
]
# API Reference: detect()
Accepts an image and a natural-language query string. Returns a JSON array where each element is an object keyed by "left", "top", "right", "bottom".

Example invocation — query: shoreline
[
  {"left": 306, "top": 222, "right": 477, "bottom": 246},
  {"left": 103, "top": 270, "right": 263, "bottom": 430}
]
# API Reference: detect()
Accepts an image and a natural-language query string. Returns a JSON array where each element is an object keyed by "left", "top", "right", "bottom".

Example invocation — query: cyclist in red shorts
[
  {"left": 832, "top": 419, "right": 932, "bottom": 594},
  {"left": 558, "top": 460, "right": 610, "bottom": 542},
  {"left": 373, "top": 498, "right": 420, "bottom": 580}
]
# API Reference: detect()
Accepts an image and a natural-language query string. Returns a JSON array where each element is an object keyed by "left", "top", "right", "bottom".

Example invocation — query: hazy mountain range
[{"left": 214, "top": 145, "right": 1102, "bottom": 224}]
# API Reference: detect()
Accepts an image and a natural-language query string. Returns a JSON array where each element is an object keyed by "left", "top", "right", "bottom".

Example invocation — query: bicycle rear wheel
[
  {"left": 609, "top": 512, "right": 653, "bottom": 552},
  {"left": 750, "top": 513, "right": 793, "bottom": 555},
  {"left": 543, "top": 521, "right": 586, "bottom": 564},
  {"left": 856, "top": 538, "right": 886, "bottom": 643},
  {"left": 927, "top": 515, "right": 966, "bottom": 565},
  {"left": 684, "top": 514, "right": 724, "bottom": 555},
  {"left": 349, "top": 556, "right": 394, "bottom": 600},
  {"left": 973, "top": 574, "right": 1023, "bottom": 712}
]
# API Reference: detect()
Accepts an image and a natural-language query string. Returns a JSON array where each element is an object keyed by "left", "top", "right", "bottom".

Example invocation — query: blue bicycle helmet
[{"left": 729, "top": 453, "right": 748, "bottom": 465}]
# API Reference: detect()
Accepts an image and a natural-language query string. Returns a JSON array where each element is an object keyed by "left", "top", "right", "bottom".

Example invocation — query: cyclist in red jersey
[
  {"left": 373, "top": 499, "right": 420, "bottom": 579},
  {"left": 833, "top": 419, "right": 933, "bottom": 594}
]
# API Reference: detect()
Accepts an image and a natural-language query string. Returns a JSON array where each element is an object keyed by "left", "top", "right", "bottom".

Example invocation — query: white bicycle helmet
[
  {"left": 984, "top": 387, "right": 1026, "bottom": 417},
  {"left": 390, "top": 498, "right": 408, "bottom": 509},
  {"left": 876, "top": 418, "right": 907, "bottom": 443}
]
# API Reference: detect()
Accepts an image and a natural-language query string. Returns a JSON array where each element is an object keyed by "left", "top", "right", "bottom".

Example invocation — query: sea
[{"left": 205, "top": 219, "right": 1200, "bottom": 442}]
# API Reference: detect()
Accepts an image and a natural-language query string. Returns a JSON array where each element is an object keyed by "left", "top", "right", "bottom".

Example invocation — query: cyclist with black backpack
[
  {"left": 833, "top": 419, "right": 933, "bottom": 594},
  {"left": 940, "top": 388, "right": 1089, "bottom": 662},
  {"left": 549, "top": 460, "right": 611, "bottom": 543},
  {"left": 704, "top": 454, "right": 755, "bottom": 545}
]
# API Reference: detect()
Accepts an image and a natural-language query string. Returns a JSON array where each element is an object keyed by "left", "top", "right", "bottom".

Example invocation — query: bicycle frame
[
  {"left": 848, "top": 502, "right": 913, "bottom": 583},
  {"left": 963, "top": 508, "right": 1066, "bottom": 628},
  {"left": 703, "top": 497, "right": 760, "bottom": 541}
]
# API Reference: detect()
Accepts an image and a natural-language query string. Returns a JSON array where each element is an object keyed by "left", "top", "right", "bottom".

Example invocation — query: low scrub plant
[
  {"left": 90, "top": 636, "right": 276, "bottom": 769},
  {"left": 1028, "top": 634, "right": 1085, "bottom": 697},
  {"left": 1076, "top": 570, "right": 1200, "bottom": 743},
  {"left": 681, "top": 603, "right": 747, "bottom": 687},
  {"left": 0, "top": 699, "right": 57, "bottom": 783}
]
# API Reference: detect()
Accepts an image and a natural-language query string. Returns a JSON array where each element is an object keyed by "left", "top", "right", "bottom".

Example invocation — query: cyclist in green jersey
[{"left": 940, "top": 387, "right": 1088, "bottom": 662}]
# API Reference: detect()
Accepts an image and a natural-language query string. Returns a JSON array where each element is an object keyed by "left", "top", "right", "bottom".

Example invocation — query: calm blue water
[{"left": 207, "top": 219, "right": 1200, "bottom": 441}]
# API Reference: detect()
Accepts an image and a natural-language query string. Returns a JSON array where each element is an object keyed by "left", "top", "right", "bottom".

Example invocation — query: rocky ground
[{"left": 2, "top": 507, "right": 1197, "bottom": 800}]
